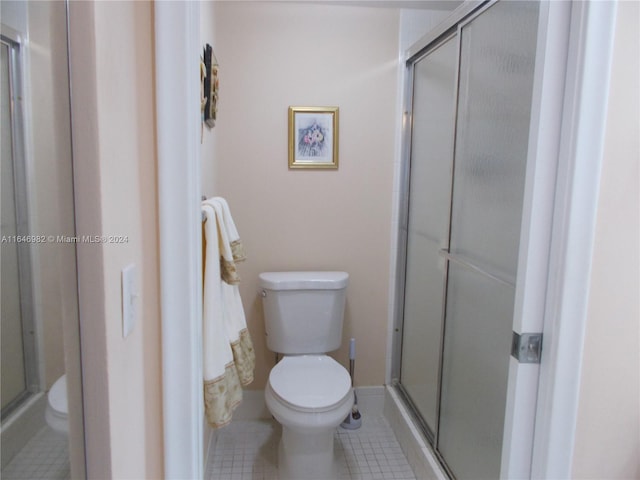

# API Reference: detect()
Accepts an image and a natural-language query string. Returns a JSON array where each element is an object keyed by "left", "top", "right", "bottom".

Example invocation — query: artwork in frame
[{"left": 288, "top": 106, "right": 339, "bottom": 169}]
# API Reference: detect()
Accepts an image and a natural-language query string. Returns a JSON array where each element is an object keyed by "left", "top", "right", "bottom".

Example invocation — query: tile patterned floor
[
  {"left": 2, "top": 415, "right": 415, "bottom": 480},
  {"left": 206, "top": 416, "right": 416, "bottom": 480},
  {"left": 1, "top": 426, "right": 70, "bottom": 480}
]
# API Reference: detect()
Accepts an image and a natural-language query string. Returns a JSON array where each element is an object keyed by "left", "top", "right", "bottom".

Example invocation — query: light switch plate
[{"left": 122, "top": 263, "right": 138, "bottom": 338}]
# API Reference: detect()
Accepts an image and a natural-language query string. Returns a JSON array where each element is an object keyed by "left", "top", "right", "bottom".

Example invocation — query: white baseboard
[{"left": 384, "top": 386, "right": 448, "bottom": 480}]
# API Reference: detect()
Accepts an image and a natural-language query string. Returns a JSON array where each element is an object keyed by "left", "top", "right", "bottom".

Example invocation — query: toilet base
[
  {"left": 264, "top": 370, "right": 354, "bottom": 479},
  {"left": 45, "top": 407, "right": 68, "bottom": 437},
  {"left": 278, "top": 426, "right": 337, "bottom": 480}
]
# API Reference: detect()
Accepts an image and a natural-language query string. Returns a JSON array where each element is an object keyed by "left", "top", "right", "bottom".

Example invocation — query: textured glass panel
[
  {"left": 408, "top": 37, "right": 458, "bottom": 244},
  {"left": 449, "top": 1, "right": 539, "bottom": 281},
  {"left": 438, "top": 2, "right": 540, "bottom": 478},
  {"left": 439, "top": 263, "right": 515, "bottom": 479},
  {"left": 400, "top": 37, "right": 457, "bottom": 432},
  {"left": 1, "top": 42, "right": 27, "bottom": 410},
  {"left": 401, "top": 235, "right": 447, "bottom": 428}
]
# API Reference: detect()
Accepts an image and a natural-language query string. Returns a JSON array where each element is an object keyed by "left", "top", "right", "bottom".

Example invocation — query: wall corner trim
[
  {"left": 531, "top": 1, "right": 618, "bottom": 478},
  {"left": 155, "top": 2, "right": 203, "bottom": 478}
]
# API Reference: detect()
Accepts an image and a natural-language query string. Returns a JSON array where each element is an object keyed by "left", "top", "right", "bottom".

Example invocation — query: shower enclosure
[{"left": 394, "top": 1, "right": 548, "bottom": 478}]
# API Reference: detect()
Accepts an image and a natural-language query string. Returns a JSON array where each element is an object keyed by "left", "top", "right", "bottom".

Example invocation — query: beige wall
[
  {"left": 69, "top": 1, "right": 163, "bottom": 478},
  {"left": 572, "top": 2, "right": 640, "bottom": 478},
  {"left": 211, "top": 1, "right": 400, "bottom": 389}
]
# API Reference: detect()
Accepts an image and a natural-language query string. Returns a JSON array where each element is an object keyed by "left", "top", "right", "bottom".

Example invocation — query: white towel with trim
[
  {"left": 202, "top": 204, "right": 242, "bottom": 428},
  {"left": 204, "top": 198, "right": 255, "bottom": 386},
  {"left": 212, "top": 196, "right": 246, "bottom": 263},
  {"left": 203, "top": 198, "right": 240, "bottom": 284}
]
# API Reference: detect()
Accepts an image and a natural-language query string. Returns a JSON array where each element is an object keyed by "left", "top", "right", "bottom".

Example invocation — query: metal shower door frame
[{"left": 0, "top": 28, "right": 39, "bottom": 419}]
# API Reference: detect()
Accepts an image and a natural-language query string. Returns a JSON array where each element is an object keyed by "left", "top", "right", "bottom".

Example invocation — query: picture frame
[{"left": 288, "top": 106, "right": 339, "bottom": 169}]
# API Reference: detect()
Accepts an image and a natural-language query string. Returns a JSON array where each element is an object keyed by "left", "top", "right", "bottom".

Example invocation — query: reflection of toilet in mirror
[
  {"left": 45, "top": 375, "right": 68, "bottom": 436},
  {"left": 259, "top": 271, "right": 353, "bottom": 480}
]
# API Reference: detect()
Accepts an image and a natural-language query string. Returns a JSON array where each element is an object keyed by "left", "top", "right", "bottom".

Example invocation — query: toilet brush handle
[{"left": 349, "top": 338, "right": 356, "bottom": 387}]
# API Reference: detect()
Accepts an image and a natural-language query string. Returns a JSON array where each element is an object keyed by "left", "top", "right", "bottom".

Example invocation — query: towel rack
[{"left": 201, "top": 195, "right": 207, "bottom": 222}]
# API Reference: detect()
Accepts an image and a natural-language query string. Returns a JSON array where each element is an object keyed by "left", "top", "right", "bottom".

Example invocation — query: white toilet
[
  {"left": 45, "top": 374, "right": 68, "bottom": 436},
  {"left": 260, "top": 271, "right": 354, "bottom": 480}
]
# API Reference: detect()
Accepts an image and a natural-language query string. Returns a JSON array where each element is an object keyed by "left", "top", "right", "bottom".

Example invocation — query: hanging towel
[
  {"left": 204, "top": 198, "right": 240, "bottom": 285},
  {"left": 202, "top": 204, "right": 242, "bottom": 428},
  {"left": 204, "top": 198, "right": 255, "bottom": 386},
  {"left": 212, "top": 196, "right": 247, "bottom": 264}
]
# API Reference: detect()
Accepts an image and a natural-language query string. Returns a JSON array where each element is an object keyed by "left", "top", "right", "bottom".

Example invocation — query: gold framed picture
[{"left": 288, "top": 106, "right": 339, "bottom": 169}]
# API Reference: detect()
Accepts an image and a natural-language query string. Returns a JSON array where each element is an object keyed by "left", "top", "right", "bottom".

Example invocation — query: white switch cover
[{"left": 122, "top": 263, "right": 138, "bottom": 338}]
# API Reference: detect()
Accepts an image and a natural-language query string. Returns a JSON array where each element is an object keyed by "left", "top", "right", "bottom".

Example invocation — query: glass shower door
[
  {"left": 399, "top": 35, "right": 457, "bottom": 435},
  {"left": 1, "top": 38, "right": 33, "bottom": 418},
  {"left": 1, "top": 40, "right": 27, "bottom": 414},
  {"left": 438, "top": 2, "right": 539, "bottom": 478}
]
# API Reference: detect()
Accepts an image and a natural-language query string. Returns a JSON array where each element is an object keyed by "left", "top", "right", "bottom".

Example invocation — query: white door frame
[
  {"left": 155, "top": 2, "right": 203, "bottom": 479},
  {"left": 501, "top": 1, "right": 575, "bottom": 476},
  {"left": 502, "top": 1, "right": 617, "bottom": 477},
  {"left": 530, "top": 1, "right": 617, "bottom": 478}
]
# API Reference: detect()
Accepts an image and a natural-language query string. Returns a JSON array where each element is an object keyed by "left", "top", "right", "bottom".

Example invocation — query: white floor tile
[
  {"left": 206, "top": 416, "right": 416, "bottom": 480},
  {"left": 1, "top": 426, "right": 69, "bottom": 480}
]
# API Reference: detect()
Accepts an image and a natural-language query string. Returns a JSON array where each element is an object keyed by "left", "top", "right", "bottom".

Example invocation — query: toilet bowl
[
  {"left": 265, "top": 355, "right": 353, "bottom": 480},
  {"left": 259, "top": 271, "right": 352, "bottom": 480},
  {"left": 45, "top": 374, "right": 68, "bottom": 436}
]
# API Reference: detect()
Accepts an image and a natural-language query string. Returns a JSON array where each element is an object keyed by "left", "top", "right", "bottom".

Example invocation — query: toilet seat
[
  {"left": 268, "top": 355, "right": 352, "bottom": 412},
  {"left": 48, "top": 374, "right": 68, "bottom": 416},
  {"left": 46, "top": 374, "right": 68, "bottom": 436}
]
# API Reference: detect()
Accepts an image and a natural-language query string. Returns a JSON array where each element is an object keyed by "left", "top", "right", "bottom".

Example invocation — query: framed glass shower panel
[
  {"left": 1, "top": 41, "right": 29, "bottom": 414},
  {"left": 448, "top": 1, "right": 539, "bottom": 281},
  {"left": 1, "top": 36, "right": 37, "bottom": 418},
  {"left": 399, "top": 36, "right": 457, "bottom": 434},
  {"left": 438, "top": 1, "right": 539, "bottom": 478},
  {"left": 438, "top": 263, "right": 516, "bottom": 479}
]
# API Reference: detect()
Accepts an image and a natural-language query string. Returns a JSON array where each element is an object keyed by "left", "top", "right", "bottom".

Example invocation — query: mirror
[{"left": 1, "top": 2, "right": 85, "bottom": 479}]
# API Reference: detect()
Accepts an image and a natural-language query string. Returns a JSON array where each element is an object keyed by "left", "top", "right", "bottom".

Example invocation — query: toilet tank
[{"left": 259, "top": 271, "right": 348, "bottom": 354}]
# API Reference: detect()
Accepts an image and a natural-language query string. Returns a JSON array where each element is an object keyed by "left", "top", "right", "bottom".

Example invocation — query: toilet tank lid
[{"left": 259, "top": 271, "right": 348, "bottom": 290}]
